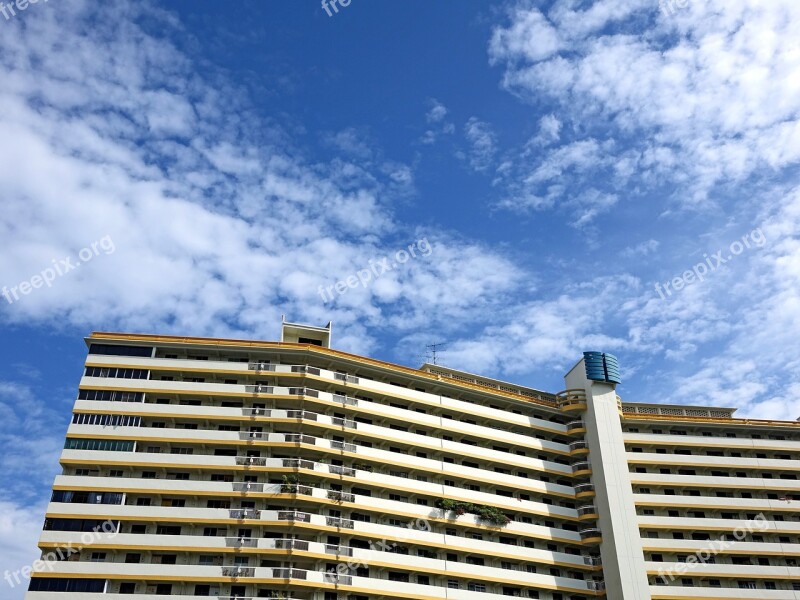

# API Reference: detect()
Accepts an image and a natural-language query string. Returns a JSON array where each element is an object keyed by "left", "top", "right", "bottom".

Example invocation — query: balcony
[
  {"left": 330, "top": 440, "right": 358, "bottom": 452},
  {"left": 329, "top": 464, "right": 357, "bottom": 477},
  {"left": 282, "top": 458, "right": 316, "bottom": 470},
  {"left": 334, "top": 372, "right": 359, "bottom": 384},
  {"left": 648, "top": 587, "right": 799, "bottom": 599},
  {"left": 235, "top": 456, "right": 267, "bottom": 467},
  {"left": 220, "top": 566, "right": 255, "bottom": 577},
  {"left": 244, "top": 384, "right": 274, "bottom": 394},
  {"left": 557, "top": 389, "right": 588, "bottom": 413},
  {"left": 272, "top": 568, "right": 309, "bottom": 579},
  {"left": 566, "top": 419, "right": 586, "bottom": 434},
  {"left": 575, "top": 482, "right": 595, "bottom": 497},
  {"left": 285, "top": 409, "right": 318, "bottom": 420},
  {"left": 52, "top": 468, "right": 581, "bottom": 526},
  {"left": 73, "top": 392, "right": 573, "bottom": 458},
  {"left": 274, "top": 538, "right": 310, "bottom": 551},
  {"left": 232, "top": 482, "right": 263, "bottom": 493},
  {"left": 324, "top": 543, "right": 354, "bottom": 556},
  {"left": 283, "top": 433, "right": 317, "bottom": 445},
  {"left": 327, "top": 489, "right": 355, "bottom": 503},
  {"left": 579, "top": 527, "right": 602, "bottom": 544},
  {"left": 290, "top": 365, "right": 321, "bottom": 376},
  {"left": 571, "top": 461, "right": 592, "bottom": 476},
  {"left": 30, "top": 560, "right": 608, "bottom": 598},
  {"left": 277, "top": 511, "right": 312, "bottom": 523},
  {"left": 323, "top": 572, "right": 353, "bottom": 585},
  {"left": 248, "top": 362, "right": 277, "bottom": 372},
  {"left": 586, "top": 580, "right": 605, "bottom": 591},
  {"left": 229, "top": 508, "right": 260, "bottom": 519},
  {"left": 577, "top": 505, "right": 598, "bottom": 520},
  {"left": 332, "top": 393, "right": 358, "bottom": 406},
  {"left": 331, "top": 416, "right": 357, "bottom": 428},
  {"left": 326, "top": 516, "right": 355, "bottom": 529},
  {"left": 279, "top": 484, "right": 314, "bottom": 496},
  {"left": 225, "top": 536, "right": 258, "bottom": 548},
  {"left": 569, "top": 440, "right": 589, "bottom": 454},
  {"left": 37, "top": 529, "right": 602, "bottom": 586},
  {"left": 583, "top": 555, "right": 602, "bottom": 566}
]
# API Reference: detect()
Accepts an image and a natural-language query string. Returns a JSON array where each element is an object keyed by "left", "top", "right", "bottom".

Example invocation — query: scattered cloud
[
  {"left": 0, "top": 379, "right": 69, "bottom": 599},
  {"left": 421, "top": 98, "right": 455, "bottom": 145},
  {"left": 488, "top": 0, "right": 800, "bottom": 206},
  {"left": 426, "top": 99, "right": 448, "bottom": 124},
  {"left": 462, "top": 117, "right": 498, "bottom": 173},
  {"left": 0, "top": 2, "right": 515, "bottom": 351},
  {"left": 622, "top": 239, "right": 660, "bottom": 258},
  {"left": 322, "top": 127, "right": 374, "bottom": 160},
  {"left": 531, "top": 114, "right": 562, "bottom": 146}
]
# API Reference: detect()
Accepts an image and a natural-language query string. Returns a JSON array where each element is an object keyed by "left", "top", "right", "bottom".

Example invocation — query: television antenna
[{"left": 425, "top": 342, "right": 447, "bottom": 365}]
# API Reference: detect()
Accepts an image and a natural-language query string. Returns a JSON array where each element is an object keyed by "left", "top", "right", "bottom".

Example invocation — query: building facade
[{"left": 25, "top": 323, "right": 800, "bottom": 599}]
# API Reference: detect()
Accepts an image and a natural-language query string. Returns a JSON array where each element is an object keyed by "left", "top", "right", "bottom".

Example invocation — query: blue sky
[{"left": 1, "top": 0, "right": 799, "bottom": 591}]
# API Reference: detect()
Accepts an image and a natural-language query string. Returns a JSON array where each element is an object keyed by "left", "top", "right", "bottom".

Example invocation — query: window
[
  {"left": 84, "top": 367, "right": 147, "bottom": 379},
  {"left": 28, "top": 578, "right": 106, "bottom": 592},
  {"left": 72, "top": 413, "right": 141, "bottom": 427},
  {"left": 78, "top": 390, "right": 144, "bottom": 402},
  {"left": 64, "top": 438, "right": 134, "bottom": 452},
  {"left": 89, "top": 344, "right": 152, "bottom": 357}
]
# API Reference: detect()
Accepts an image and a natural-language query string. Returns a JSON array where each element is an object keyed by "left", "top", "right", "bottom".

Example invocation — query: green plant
[
  {"left": 436, "top": 498, "right": 509, "bottom": 527},
  {"left": 281, "top": 474, "right": 300, "bottom": 493},
  {"left": 437, "top": 498, "right": 457, "bottom": 512},
  {"left": 476, "top": 506, "right": 511, "bottom": 527}
]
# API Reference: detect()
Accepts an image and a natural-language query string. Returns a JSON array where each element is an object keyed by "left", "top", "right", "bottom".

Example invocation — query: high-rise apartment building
[{"left": 24, "top": 322, "right": 800, "bottom": 599}]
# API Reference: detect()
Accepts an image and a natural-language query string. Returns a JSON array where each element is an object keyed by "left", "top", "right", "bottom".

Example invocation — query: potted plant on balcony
[{"left": 281, "top": 474, "right": 300, "bottom": 494}]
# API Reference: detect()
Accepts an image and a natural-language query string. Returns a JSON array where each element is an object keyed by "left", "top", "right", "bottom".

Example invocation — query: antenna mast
[{"left": 426, "top": 342, "right": 447, "bottom": 366}]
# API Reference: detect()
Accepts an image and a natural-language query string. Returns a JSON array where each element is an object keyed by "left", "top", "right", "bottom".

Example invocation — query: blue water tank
[{"left": 583, "top": 351, "right": 621, "bottom": 384}]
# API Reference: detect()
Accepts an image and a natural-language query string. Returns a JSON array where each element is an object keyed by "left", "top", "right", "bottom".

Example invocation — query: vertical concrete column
[{"left": 565, "top": 357, "right": 651, "bottom": 600}]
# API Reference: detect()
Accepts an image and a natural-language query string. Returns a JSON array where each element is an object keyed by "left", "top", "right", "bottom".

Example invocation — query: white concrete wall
[{"left": 565, "top": 359, "right": 652, "bottom": 599}]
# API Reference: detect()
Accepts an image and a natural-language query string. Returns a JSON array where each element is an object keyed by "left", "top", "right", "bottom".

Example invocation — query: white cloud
[
  {"left": 489, "top": 0, "right": 800, "bottom": 205},
  {"left": 322, "top": 128, "right": 374, "bottom": 160},
  {"left": 0, "top": 380, "right": 68, "bottom": 598},
  {"left": 489, "top": 4, "right": 561, "bottom": 64},
  {"left": 0, "top": 500, "right": 47, "bottom": 599},
  {"left": 0, "top": 1, "right": 517, "bottom": 349},
  {"left": 426, "top": 99, "right": 448, "bottom": 123},
  {"left": 442, "top": 275, "right": 637, "bottom": 377},
  {"left": 421, "top": 99, "right": 455, "bottom": 144},
  {"left": 463, "top": 117, "right": 498, "bottom": 173},
  {"left": 570, "top": 189, "right": 618, "bottom": 228},
  {"left": 532, "top": 114, "right": 562, "bottom": 146},
  {"left": 622, "top": 239, "right": 660, "bottom": 257}
]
